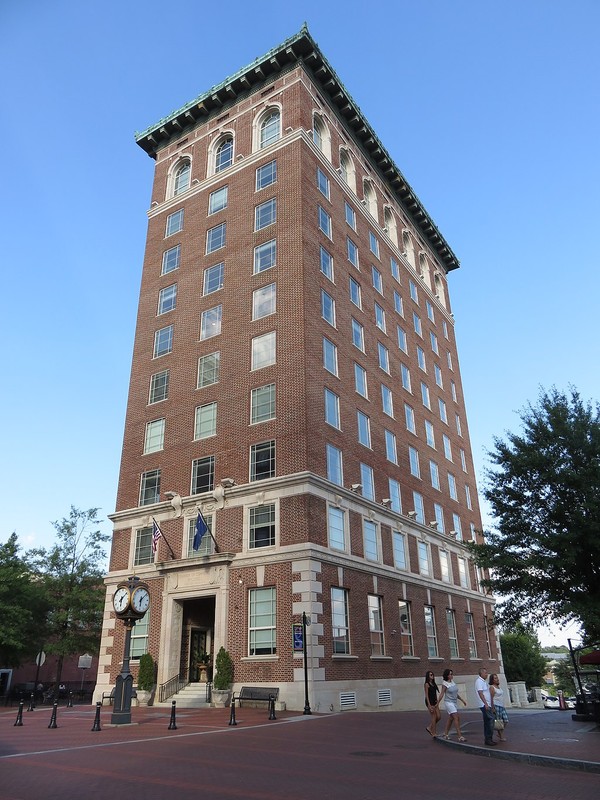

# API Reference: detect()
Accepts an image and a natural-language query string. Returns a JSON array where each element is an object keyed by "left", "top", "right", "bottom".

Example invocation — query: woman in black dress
[{"left": 424, "top": 671, "right": 440, "bottom": 737}]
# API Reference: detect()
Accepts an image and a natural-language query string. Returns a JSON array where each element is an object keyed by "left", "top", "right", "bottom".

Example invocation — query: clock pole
[{"left": 111, "top": 576, "right": 149, "bottom": 725}]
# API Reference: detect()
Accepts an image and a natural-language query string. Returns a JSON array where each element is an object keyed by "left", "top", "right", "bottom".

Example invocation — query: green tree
[
  {"left": 0, "top": 534, "right": 49, "bottom": 666},
  {"left": 29, "top": 507, "right": 109, "bottom": 690},
  {"left": 551, "top": 658, "right": 577, "bottom": 697},
  {"left": 468, "top": 388, "right": 600, "bottom": 642},
  {"left": 500, "top": 625, "right": 548, "bottom": 687}
]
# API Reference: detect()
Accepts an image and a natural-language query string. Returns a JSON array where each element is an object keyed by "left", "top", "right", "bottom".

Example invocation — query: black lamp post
[{"left": 302, "top": 611, "right": 312, "bottom": 715}]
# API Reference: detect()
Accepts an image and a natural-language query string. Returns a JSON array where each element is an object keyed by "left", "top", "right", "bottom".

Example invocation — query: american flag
[{"left": 151, "top": 519, "right": 163, "bottom": 554}]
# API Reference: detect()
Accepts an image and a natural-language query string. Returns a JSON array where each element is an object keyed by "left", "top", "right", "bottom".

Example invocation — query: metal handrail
[{"left": 158, "top": 673, "right": 189, "bottom": 703}]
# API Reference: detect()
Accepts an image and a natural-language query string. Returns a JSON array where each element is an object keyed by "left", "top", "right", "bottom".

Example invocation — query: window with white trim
[
  {"left": 197, "top": 352, "right": 220, "bottom": 388},
  {"left": 250, "top": 440, "right": 275, "bottom": 481},
  {"left": 203, "top": 263, "right": 224, "bottom": 295},
  {"left": 162, "top": 244, "right": 180, "bottom": 275},
  {"left": 208, "top": 185, "right": 228, "bottom": 214},
  {"left": 255, "top": 198, "right": 276, "bottom": 231},
  {"left": 200, "top": 306, "right": 222, "bottom": 340},
  {"left": 144, "top": 419, "right": 165, "bottom": 454},
  {"left": 206, "top": 222, "right": 226, "bottom": 254},
  {"left": 418, "top": 541, "right": 431, "bottom": 576},
  {"left": 439, "top": 549, "right": 450, "bottom": 582},
  {"left": 323, "top": 337, "right": 338, "bottom": 376},
  {"left": 140, "top": 470, "right": 160, "bottom": 507},
  {"left": 398, "top": 600, "right": 414, "bottom": 656},
  {"left": 166, "top": 209, "right": 184, "bottom": 237},
  {"left": 251, "top": 331, "right": 276, "bottom": 370},
  {"left": 149, "top": 369, "right": 169, "bottom": 404},
  {"left": 154, "top": 325, "right": 173, "bottom": 357},
  {"left": 332, "top": 587, "right": 350, "bottom": 654},
  {"left": 388, "top": 478, "right": 402, "bottom": 513},
  {"left": 446, "top": 609, "right": 459, "bottom": 658},
  {"left": 249, "top": 504, "right": 275, "bottom": 548},
  {"left": 357, "top": 410, "right": 371, "bottom": 447},
  {"left": 252, "top": 283, "right": 276, "bottom": 320},
  {"left": 363, "top": 519, "right": 379, "bottom": 561},
  {"left": 360, "top": 463, "right": 375, "bottom": 500},
  {"left": 191, "top": 456, "right": 214, "bottom": 494},
  {"left": 325, "top": 388, "right": 341, "bottom": 429},
  {"left": 368, "top": 594, "right": 385, "bottom": 655},
  {"left": 393, "top": 530, "right": 407, "bottom": 569},
  {"left": 251, "top": 384, "right": 275, "bottom": 424},
  {"left": 157, "top": 285, "right": 177, "bottom": 315},
  {"left": 328, "top": 505, "right": 346, "bottom": 551},
  {"left": 326, "top": 443, "right": 343, "bottom": 486},
  {"left": 194, "top": 402, "right": 217, "bottom": 440},
  {"left": 354, "top": 363, "right": 368, "bottom": 397},
  {"left": 424, "top": 605, "right": 438, "bottom": 658},
  {"left": 249, "top": 587, "right": 276, "bottom": 655},
  {"left": 256, "top": 160, "right": 277, "bottom": 190},
  {"left": 254, "top": 239, "right": 276, "bottom": 273},
  {"left": 466, "top": 612, "right": 478, "bottom": 658}
]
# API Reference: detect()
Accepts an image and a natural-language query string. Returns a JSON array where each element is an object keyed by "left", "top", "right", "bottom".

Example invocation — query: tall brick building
[{"left": 96, "top": 26, "right": 501, "bottom": 712}]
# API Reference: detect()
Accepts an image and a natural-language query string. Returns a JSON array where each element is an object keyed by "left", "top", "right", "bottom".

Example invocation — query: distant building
[{"left": 96, "top": 25, "right": 501, "bottom": 711}]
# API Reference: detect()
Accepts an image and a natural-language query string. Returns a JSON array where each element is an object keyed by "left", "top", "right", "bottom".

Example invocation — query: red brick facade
[{"left": 96, "top": 28, "right": 501, "bottom": 711}]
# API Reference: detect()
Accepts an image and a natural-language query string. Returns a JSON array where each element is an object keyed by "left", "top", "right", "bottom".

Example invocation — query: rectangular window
[
  {"left": 360, "top": 463, "right": 375, "bottom": 500},
  {"left": 392, "top": 530, "right": 407, "bottom": 569},
  {"left": 206, "top": 222, "right": 226, "bottom": 253},
  {"left": 456, "top": 414, "right": 463, "bottom": 437},
  {"left": 412, "top": 491, "right": 425, "bottom": 523},
  {"left": 417, "top": 346, "right": 426, "bottom": 371},
  {"left": 451, "top": 380, "right": 458, "bottom": 402},
  {"left": 191, "top": 456, "right": 215, "bottom": 495},
  {"left": 430, "top": 331, "right": 439, "bottom": 355},
  {"left": 460, "top": 449, "right": 467, "bottom": 472},
  {"left": 321, "top": 289, "right": 336, "bottom": 326},
  {"left": 439, "top": 398, "right": 448, "bottom": 424},
  {"left": 251, "top": 331, "right": 276, "bottom": 370},
  {"left": 252, "top": 283, "right": 276, "bottom": 320},
  {"left": 347, "top": 237, "right": 359, "bottom": 267},
  {"left": 250, "top": 440, "right": 275, "bottom": 481},
  {"left": 443, "top": 434, "right": 452, "bottom": 461},
  {"left": 140, "top": 469, "right": 160, "bottom": 506},
  {"left": 197, "top": 352, "right": 220, "bottom": 388},
  {"left": 446, "top": 609, "right": 459, "bottom": 658},
  {"left": 354, "top": 363, "right": 368, "bottom": 397},
  {"left": 434, "top": 363, "right": 443, "bottom": 388},
  {"left": 405, "top": 403, "right": 416, "bottom": 434},
  {"left": 375, "top": 304, "right": 386, "bottom": 333},
  {"left": 458, "top": 556, "right": 470, "bottom": 588},
  {"left": 377, "top": 341, "right": 390, "bottom": 372},
  {"left": 149, "top": 369, "right": 169, "bottom": 404},
  {"left": 394, "top": 291, "right": 404, "bottom": 317},
  {"left": 250, "top": 503, "right": 275, "bottom": 548},
  {"left": 409, "top": 446, "right": 420, "bottom": 478},
  {"left": 208, "top": 185, "right": 228, "bottom": 214},
  {"left": 434, "top": 502, "right": 445, "bottom": 533},
  {"left": 129, "top": 611, "right": 149, "bottom": 658},
  {"left": 385, "top": 429, "right": 397, "bottom": 464},
  {"left": 466, "top": 612, "right": 478, "bottom": 658},
  {"left": 144, "top": 418, "right": 165, "bottom": 454},
  {"left": 380, "top": 384, "right": 394, "bottom": 417},
  {"left": 154, "top": 325, "right": 173, "bottom": 357},
  {"left": 368, "top": 595, "right": 385, "bottom": 656},
  {"left": 332, "top": 587, "right": 350, "bottom": 654},
  {"left": 369, "top": 231, "right": 380, "bottom": 258},
  {"left": 134, "top": 527, "right": 153, "bottom": 566},
  {"left": 465, "top": 485, "right": 472, "bottom": 510},
  {"left": 328, "top": 505, "right": 346, "bottom": 551},
  {"left": 351, "top": 318, "right": 364, "bottom": 351},
  {"left": 255, "top": 198, "right": 276, "bottom": 230},
  {"left": 430, "top": 460, "right": 440, "bottom": 490},
  {"left": 317, "top": 167, "right": 330, "bottom": 198},
  {"left": 483, "top": 614, "right": 492, "bottom": 657},
  {"left": 443, "top": 319, "right": 449, "bottom": 339},
  {"left": 326, "top": 444, "right": 343, "bottom": 486},
  {"left": 421, "top": 382, "right": 431, "bottom": 409},
  {"left": 390, "top": 257, "right": 400, "bottom": 283},
  {"left": 426, "top": 300, "right": 435, "bottom": 322},
  {"left": 194, "top": 402, "right": 217, "bottom": 440},
  {"left": 424, "top": 605, "right": 438, "bottom": 658},
  {"left": 448, "top": 473, "right": 458, "bottom": 500},
  {"left": 166, "top": 209, "right": 184, "bottom": 236},
  {"left": 413, "top": 312, "right": 422, "bottom": 337},
  {"left": 371, "top": 265, "right": 383, "bottom": 294},
  {"left": 363, "top": 519, "right": 379, "bottom": 561},
  {"left": 425, "top": 420, "right": 435, "bottom": 448},
  {"left": 320, "top": 246, "right": 334, "bottom": 281},
  {"left": 251, "top": 384, "right": 275, "bottom": 424},
  {"left": 158, "top": 284, "right": 177, "bottom": 314},
  {"left": 409, "top": 279, "right": 419, "bottom": 303},
  {"left": 256, "top": 160, "right": 277, "bottom": 190},
  {"left": 187, "top": 514, "right": 213, "bottom": 557},
  {"left": 200, "top": 305, "right": 222, "bottom": 340},
  {"left": 203, "top": 263, "right": 224, "bottom": 295},
  {"left": 397, "top": 325, "right": 408, "bottom": 353},
  {"left": 344, "top": 202, "right": 356, "bottom": 230},
  {"left": 325, "top": 388, "right": 341, "bottom": 429},
  {"left": 323, "top": 337, "right": 338, "bottom": 376},
  {"left": 162, "top": 244, "right": 180, "bottom": 275},
  {"left": 249, "top": 587, "right": 276, "bottom": 656},
  {"left": 349, "top": 276, "right": 362, "bottom": 308},
  {"left": 398, "top": 600, "right": 414, "bottom": 656},
  {"left": 418, "top": 541, "right": 430, "bottom": 576},
  {"left": 452, "top": 513, "right": 463, "bottom": 541},
  {"left": 447, "top": 351, "right": 454, "bottom": 370},
  {"left": 254, "top": 239, "right": 276, "bottom": 273},
  {"left": 439, "top": 549, "right": 450, "bottom": 582},
  {"left": 401, "top": 364, "right": 411, "bottom": 392},
  {"left": 318, "top": 205, "right": 332, "bottom": 238},
  {"left": 357, "top": 410, "right": 371, "bottom": 447},
  {"left": 388, "top": 478, "right": 402, "bottom": 513}
]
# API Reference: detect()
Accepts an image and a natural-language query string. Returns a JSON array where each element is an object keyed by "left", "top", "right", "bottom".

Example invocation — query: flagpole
[
  {"left": 152, "top": 518, "right": 176, "bottom": 560},
  {"left": 196, "top": 507, "right": 219, "bottom": 553}
]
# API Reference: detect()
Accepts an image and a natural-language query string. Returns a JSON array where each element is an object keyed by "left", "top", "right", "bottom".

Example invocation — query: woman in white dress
[{"left": 437, "top": 668, "right": 467, "bottom": 741}]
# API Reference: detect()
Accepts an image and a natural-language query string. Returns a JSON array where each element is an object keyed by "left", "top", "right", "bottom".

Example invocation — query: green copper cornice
[{"left": 135, "top": 25, "right": 459, "bottom": 271}]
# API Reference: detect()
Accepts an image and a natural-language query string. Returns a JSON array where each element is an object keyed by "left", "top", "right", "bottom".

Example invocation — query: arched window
[
  {"left": 383, "top": 207, "right": 398, "bottom": 246},
  {"left": 363, "top": 180, "right": 378, "bottom": 221},
  {"left": 313, "top": 113, "right": 332, "bottom": 160},
  {"left": 339, "top": 149, "right": 356, "bottom": 193},
  {"left": 215, "top": 136, "right": 233, "bottom": 173},
  {"left": 260, "top": 110, "right": 281, "bottom": 149},
  {"left": 173, "top": 160, "right": 191, "bottom": 196},
  {"left": 434, "top": 272, "right": 447, "bottom": 307},
  {"left": 402, "top": 231, "right": 416, "bottom": 268},
  {"left": 419, "top": 253, "right": 432, "bottom": 288}
]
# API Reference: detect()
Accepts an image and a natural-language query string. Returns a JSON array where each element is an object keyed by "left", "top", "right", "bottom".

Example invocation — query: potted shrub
[
  {"left": 136, "top": 652, "right": 156, "bottom": 705},
  {"left": 211, "top": 646, "right": 233, "bottom": 707}
]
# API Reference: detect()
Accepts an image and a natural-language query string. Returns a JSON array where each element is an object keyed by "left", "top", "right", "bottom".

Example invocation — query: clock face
[
  {"left": 113, "top": 587, "right": 130, "bottom": 614},
  {"left": 131, "top": 586, "right": 150, "bottom": 614}
]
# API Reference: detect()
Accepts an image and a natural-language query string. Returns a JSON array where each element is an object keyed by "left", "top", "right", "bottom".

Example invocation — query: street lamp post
[{"left": 302, "top": 612, "right": 312, "bottom": 715}]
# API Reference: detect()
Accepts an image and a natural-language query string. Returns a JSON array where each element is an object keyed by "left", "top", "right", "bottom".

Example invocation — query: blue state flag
[{"left": 193, "top": 511, "right": 208, "bottom": 551}]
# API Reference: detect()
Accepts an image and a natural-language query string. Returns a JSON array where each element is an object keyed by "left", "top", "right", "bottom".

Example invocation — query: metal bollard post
[
  {"left": 91, "top": 701, "right": 102, "bottom": 732},
  {"left": 27, "top": 693, "right": 35, "bottom": 712},
  {"left": 67, "top": 691, "right": 73, "bottom": 708},
  {"left": 14, "top": 700, "right": 24, "bottom": 726},
  {"left": 228, "top": 697, "right": 237, "bottom": 726},
  {"left": 268, "top": 695, "right": 276, "bottom": 720},
  {"left": 48, "top": 701, "right": 58, "bottom": 729},
  {"left": 168, "top": 700, "right": 177, "bottom": 730}
]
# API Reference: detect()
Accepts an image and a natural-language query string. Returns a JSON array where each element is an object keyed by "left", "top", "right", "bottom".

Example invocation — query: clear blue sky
[{"left": 2, "top": 1, "right": 597, "bottom": 645}]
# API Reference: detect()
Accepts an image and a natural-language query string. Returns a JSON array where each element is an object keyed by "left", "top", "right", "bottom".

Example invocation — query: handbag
[{"left": 494, "top": 718, "right": 504, "bottom": 731}]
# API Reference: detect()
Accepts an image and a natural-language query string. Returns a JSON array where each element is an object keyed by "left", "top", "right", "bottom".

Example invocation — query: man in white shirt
[{"left": 475, "top": 666, "right": 496, "bottom": 745}]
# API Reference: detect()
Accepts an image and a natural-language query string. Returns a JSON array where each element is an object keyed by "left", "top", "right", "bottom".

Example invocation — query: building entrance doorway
[{"left": 180, "top": 595, "right": 215, "bottom": 683}]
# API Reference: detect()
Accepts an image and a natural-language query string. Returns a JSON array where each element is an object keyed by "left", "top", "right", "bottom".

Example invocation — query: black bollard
[
  {"left": 168, "top": 700, "right": 177, "bottom": 730},
  {"left": 14, "top": 700, "right": 24, "bottom": 727},
  {"left": 67, "top": 692, "right": 73, "bottom": 708},
  {"left": 48, "top": 700, "right": 58, "bottom": 729},
  {"left": 268, "top": 695, "right": 276, "bottom": 720},
  {"left": 91, "top": 701, "right": 102, "bottom": 732},
  {"left": 27, "top": 693, "right": 35, "bottom": 712},
  {"left": 228, "top": 698, "right": 237, "bottom": 726}
]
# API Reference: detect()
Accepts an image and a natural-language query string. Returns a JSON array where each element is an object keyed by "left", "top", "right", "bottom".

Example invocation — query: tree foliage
[
  {"left": 499, "top": 625, "right": 548, "bottom": 687},
  {"left": 28, "top": 507, "right": 109, "bottom": 685},
  {"left": 468, "top": 388, "right": 600, "bottom": 642},
  {"left": 0, "top": 534, "right": 49, "bottom": 666}
]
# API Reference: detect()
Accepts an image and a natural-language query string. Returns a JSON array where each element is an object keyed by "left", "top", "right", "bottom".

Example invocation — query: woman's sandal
[{"left": 458, "top": 737, "right": 466, "bottom": 742}]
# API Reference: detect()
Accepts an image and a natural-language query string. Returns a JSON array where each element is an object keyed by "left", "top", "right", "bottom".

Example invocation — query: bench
[
  {"left": 236, "top": 686, "right": 279, "bottom": 709},
  {"left": 101, "top": 688, "right": 137, "bottom": 706}
]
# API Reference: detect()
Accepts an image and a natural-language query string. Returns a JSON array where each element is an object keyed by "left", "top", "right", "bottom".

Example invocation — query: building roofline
[{"left": 134, "top": 24, "right": 459, "bottom": 271}]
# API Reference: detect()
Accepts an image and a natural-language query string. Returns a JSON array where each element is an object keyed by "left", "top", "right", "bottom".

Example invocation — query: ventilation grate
[
  {"left": 339, "top": 691, "right": 357, "bottom": 710},
  {"left": 378, "top": 688, "right": 392, "bottom": 706}
]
